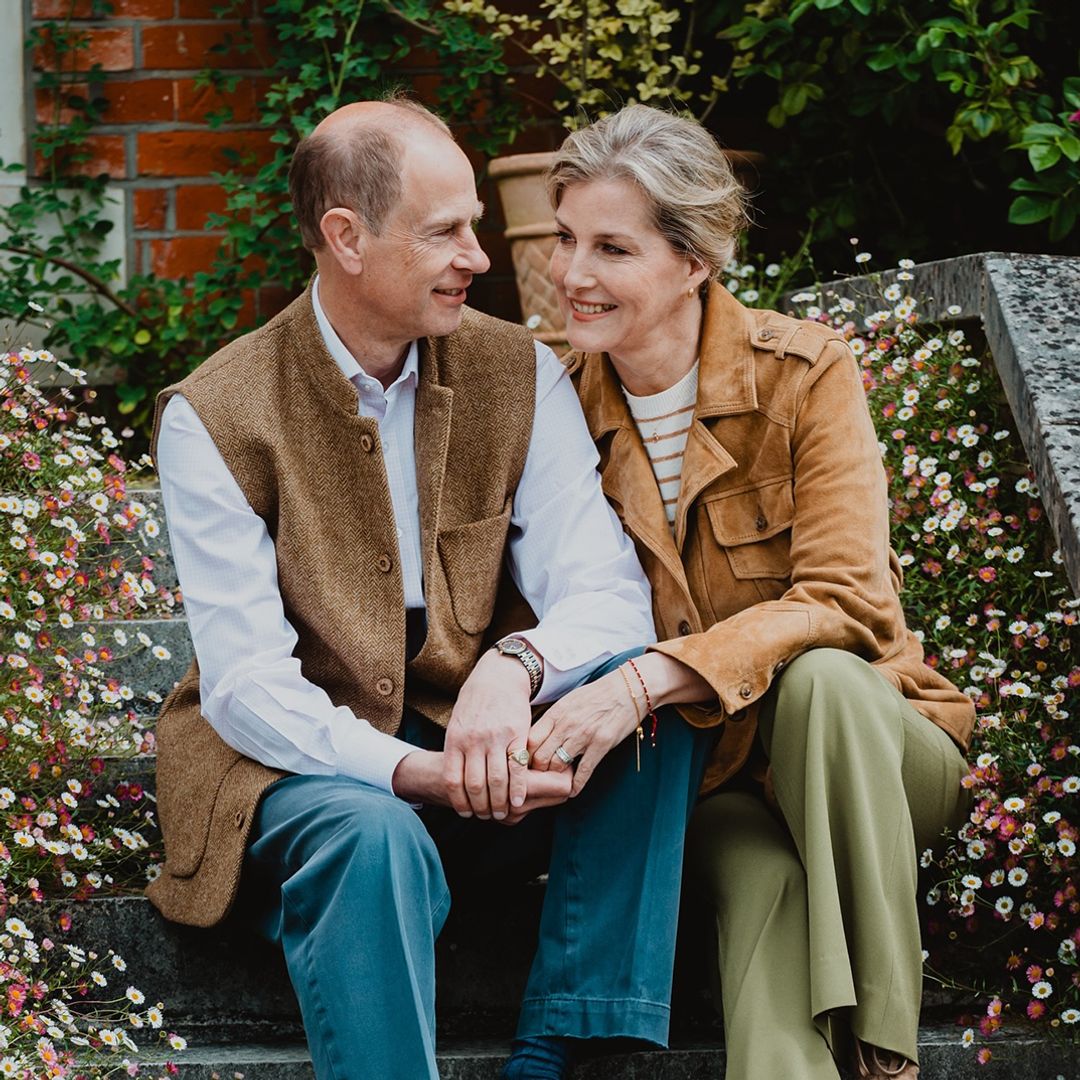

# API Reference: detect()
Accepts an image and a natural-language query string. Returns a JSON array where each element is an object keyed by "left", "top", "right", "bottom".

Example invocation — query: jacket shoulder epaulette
[{"left": 749, "top": 315, "right": 845, "bottom": 366}]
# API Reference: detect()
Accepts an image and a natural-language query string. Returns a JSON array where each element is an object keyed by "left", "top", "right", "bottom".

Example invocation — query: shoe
[
  {"left": 852, "top": 1040, "right": 919, "bottom": 1079},
  {"left": 499, "top": 1035, "right": 573, "bottom": 1080}
]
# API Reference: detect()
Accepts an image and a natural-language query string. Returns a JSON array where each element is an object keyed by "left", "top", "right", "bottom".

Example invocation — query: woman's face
[{"left": 549, "top": 177, "right": 708, "bottom": 364}]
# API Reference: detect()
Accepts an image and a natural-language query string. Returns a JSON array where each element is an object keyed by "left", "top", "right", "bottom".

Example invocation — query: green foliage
[
  {"left": 443, "top": 0, "right": 719, "bottom": 126},
  {"left": 0, "top": 3, "right": 254, "bottom": 435},
  {"left": 0, "top": 0, "right": 527, "bottom": 439},
  {"left": 705, "top": 0, "right": 1080, "bottom": 246}
]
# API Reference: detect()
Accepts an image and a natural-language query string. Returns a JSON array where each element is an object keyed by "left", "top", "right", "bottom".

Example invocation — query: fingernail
[
  {"left": 493, "top": 811, "right": 506, "bottom": 820},
  {"left": 460, "top": 810, "right": 473, "bottom": 818},
  {"left": 511, "top": 795, "right": 524, "bottom": 807}
]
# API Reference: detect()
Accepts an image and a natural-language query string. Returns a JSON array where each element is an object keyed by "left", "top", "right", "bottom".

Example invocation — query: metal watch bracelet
[{"left": 493, "top": 637, "right": 543, "bottom": 699}]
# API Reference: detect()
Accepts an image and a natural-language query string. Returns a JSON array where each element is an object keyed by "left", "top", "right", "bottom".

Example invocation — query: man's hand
[
  {"left": 442, "top": 650, "right": 534, "bottom": 820},
  {"left": 392, "top": 748, "right": 572, "bottom": 821}
]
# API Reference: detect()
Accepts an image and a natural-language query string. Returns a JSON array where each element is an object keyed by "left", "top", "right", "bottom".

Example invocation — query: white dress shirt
[{"left": 156, "top": 279, "right": 655, "bottom": 795}]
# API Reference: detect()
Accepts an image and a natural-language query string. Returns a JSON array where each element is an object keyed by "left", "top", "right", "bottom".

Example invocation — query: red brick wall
[
  {"left": 30, "top": 0, "right": 283, "bottom": 321},
  {"left": 27, "top": 0, "right": 554, "bottom": 326}
]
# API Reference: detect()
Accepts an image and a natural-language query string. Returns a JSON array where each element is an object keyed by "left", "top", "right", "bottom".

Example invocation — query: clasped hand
[
  {"left": 442, "top": 649, "right": 572, "bottom": 822},
  {"left": 528, "top": 670, "right": 641, "bottom": 797},
  {"left": 398, "top": 658, "right": 641, "bottom": 819}
]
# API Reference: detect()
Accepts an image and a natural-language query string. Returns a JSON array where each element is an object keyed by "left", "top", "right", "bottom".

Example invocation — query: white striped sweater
[{"left": 622, "top": 362, "right": 699, "bottom": 530}]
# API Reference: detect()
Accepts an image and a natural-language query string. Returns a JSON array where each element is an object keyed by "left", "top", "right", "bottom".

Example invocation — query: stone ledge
[
  {"left": 116, "top": 1029, "right": 1074, "bottom": 1079},
  {"left": 796, "top": 252, "right": 1080, "bottom": 598}
]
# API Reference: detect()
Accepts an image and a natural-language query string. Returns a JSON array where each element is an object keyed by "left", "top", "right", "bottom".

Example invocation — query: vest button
[
  {"left": 739, "top": 683, "right": 753, "bottom": 699},
  {"left": 755, "top": 513, "right": 767, "bottom": 531},
  {"left": 678, "top": 620, "right": 692, "bottom": 636},
  {"left": 359, "top": 433, "right": 374, "bottom": 453},
  {"left": 376, "top": 677, "right": 394, "bottom": 696},
  {"left": 377, "top": 554, "right": 393, "bottom": 573}
]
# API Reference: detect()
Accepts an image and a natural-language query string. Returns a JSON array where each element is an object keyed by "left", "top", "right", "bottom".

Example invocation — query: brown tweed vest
[{"left": 146, "top": 285, "right": 537, "bottom": 927}]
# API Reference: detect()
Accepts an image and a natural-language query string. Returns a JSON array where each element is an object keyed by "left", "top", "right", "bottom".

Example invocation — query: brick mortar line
[
  {"left": 88, "top": 124, "right": 272, "bottom": 133},
  {"left": 33, "top": 67, "right": 274, "bottom": 78},
  {"left": 31, "top": 19, "right": 271, "bottom": 26}
]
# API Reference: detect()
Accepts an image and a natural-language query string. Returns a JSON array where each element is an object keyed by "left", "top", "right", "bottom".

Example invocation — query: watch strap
[{"left": 494, "top": 638, "right": 543, "bottom": 699}]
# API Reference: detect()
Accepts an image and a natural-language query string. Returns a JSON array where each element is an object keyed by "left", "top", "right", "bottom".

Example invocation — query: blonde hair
[{"left": 547, "top": 104, "right": 749, "bottom": 277}]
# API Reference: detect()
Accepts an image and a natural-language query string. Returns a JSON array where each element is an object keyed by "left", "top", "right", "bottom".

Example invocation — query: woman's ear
[
  {"left": 319, "top": 208, "right": 366, "bottom": 276},
  {"left": 687, "top": 256, "right": 711, "bottom": 293}
]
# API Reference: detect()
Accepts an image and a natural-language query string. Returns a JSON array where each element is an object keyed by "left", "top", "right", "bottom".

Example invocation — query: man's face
[{"left": 357, "top": 129, "right": 490, "bottom": 347}]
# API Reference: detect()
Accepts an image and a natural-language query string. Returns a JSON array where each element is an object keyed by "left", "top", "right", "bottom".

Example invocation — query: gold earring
[{"left": 687, "top": 286, "right": 696, "bottom": 299}]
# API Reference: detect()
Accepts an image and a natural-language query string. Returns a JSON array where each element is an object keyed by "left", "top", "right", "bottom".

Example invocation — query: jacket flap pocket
[
  {"left": 705, "top": 477, "right": 794, "bottom": 546},
  {"left": 155, "top": 707, "right": 245, "bottom": 880},
  {"left": 437, "top": 508, "right": 512, "bottom": 635},
  {"left": 706, "top": 477, "right": 794, "bottom": 580}
]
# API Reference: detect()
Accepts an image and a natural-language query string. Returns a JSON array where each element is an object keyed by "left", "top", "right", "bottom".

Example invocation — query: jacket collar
[
  {"left": 576, "top": 280, "right": 760, "bottom": 441},
  {"left": 575, "top": 282, "right": 761, "bottom": 550}
]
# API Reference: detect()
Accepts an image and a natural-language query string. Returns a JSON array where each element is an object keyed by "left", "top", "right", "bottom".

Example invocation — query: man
[{"left": 150, "top": 96, "right": 711, "bottom": 1080}]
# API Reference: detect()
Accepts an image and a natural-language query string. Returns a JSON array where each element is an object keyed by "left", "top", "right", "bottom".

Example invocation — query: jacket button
[
  {"left": 377, "top": 554, "right": 393, "bottom": 573},
  {"left": 773, "top": 660, "right": 785, "bottom": 675},
  {"left": 759, "top": 329, "right": 774, "bottom": 341},
  {"left": 234, "top": 810, "right": 245, "bottom": 829},
  {"left": 678, "top": 620, "right": 692, "bottom": 636},
  {"left": 376, "top": 677, "right": 394, "bottom": 696},
  {"left": 359, "top": 434, "right": 374, "bottom": 453},
  {"left": 755, "top": 514, "right": 767, "bottom": 531},
  {"left": 739, "top": 683, "right": 753, "bottom": 699}
]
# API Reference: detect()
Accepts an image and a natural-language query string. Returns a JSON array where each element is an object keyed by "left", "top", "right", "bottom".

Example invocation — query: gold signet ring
[{"left": 507, "top": 747, "right": 531, "bottom": 767}]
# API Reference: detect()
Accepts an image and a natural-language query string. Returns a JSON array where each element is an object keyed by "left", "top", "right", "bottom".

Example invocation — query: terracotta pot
[
  {"left": 489, "top": 147, "right": 765, "bottom": 355},
  {"left": 488, "top": 152, "right": 565, "bottom": 350}
]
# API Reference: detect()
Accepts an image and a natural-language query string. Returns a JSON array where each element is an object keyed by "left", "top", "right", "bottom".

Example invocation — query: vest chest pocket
[
  {"left": 437, "top": 507, "right": 513, "bottom": 635},
  {"left": 705, "top": 476, "right": 795, "bottom": 579}
]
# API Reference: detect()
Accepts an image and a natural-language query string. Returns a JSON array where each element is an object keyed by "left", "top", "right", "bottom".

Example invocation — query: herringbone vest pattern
[{"left": 146, "top": 286, "right": 536, "bottom": 926}]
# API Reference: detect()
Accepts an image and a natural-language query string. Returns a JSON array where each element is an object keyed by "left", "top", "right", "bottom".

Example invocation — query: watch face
[{"left": 499, "top": 638, "right": 527, "bottom": 656}]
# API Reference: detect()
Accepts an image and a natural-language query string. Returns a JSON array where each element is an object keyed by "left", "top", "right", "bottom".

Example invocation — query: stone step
[
  {"left": 41, "top": 891, "right": 561, "bottom": 1033},
  {"left": 109, "top": 1029, "right": 1074, "bottom": 1079},
  {"left": 104, "top": 616, "right": 192, "bottom": 698}
]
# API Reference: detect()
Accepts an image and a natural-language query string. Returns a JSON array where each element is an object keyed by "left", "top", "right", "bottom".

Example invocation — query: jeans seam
[{"left": 283, "top": 888, "right": 346, "bottom": 1080}]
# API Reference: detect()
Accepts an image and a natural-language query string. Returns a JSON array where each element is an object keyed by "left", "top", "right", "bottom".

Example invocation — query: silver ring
[
  {"left": 507, "top": 747, "right": 531, "bottom": 768},
  {"left": 554, "top": 745, "right": 574, "bottom": 765}
]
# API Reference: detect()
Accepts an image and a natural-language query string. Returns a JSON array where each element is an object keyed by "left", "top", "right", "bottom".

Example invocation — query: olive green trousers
[{"left": 686, "top": 648, "right": 970, "bottom": 1080}]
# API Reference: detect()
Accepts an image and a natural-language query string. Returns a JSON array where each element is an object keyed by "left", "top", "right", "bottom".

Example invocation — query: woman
[{"left": 523, "top": 105, "right": 975, "bottom": 1080}]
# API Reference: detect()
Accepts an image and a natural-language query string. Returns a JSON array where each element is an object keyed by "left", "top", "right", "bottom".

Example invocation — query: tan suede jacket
[{"left": 567, "top": 282, "right": 975, "bottom": 795}]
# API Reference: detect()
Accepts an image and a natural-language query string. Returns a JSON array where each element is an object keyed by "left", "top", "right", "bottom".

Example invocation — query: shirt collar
[{"left": 311, "top": 274, "right": 419, "bottom": 394}]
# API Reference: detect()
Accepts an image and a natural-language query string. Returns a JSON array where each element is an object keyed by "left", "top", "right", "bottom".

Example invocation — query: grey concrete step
[
  {"left": 100, "top": 616, "right": 192, "bottom": 698},
  {"left": 108, "top": 1028, "right": 1080, "bottom": 1079},
  {"left": 40, "top": 892, "right": 558, "bottom": 1033}
]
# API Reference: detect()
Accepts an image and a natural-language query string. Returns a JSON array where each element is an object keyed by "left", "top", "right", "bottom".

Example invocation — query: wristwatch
[{"left": 493, "top": 637, "right": 543, "bottom": 700}]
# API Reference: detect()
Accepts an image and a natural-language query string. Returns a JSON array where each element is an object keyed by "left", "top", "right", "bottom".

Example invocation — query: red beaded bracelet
[{"left": 626, "top": 657, "right": 659, "bottom": 747}]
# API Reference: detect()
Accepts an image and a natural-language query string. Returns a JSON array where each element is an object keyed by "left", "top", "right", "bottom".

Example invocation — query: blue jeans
[{"left": 238, "top": 651, "right": 714, "bottom": 1079}]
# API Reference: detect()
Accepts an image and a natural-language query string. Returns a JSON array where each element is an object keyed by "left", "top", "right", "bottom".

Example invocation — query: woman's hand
[{"left": 527, "top": 670, "right": 641, "bottom": 797}]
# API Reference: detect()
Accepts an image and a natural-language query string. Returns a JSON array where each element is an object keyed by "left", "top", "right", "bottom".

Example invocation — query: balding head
[{"left": 289, "top": 96, "right": 455, "bottom": 251}]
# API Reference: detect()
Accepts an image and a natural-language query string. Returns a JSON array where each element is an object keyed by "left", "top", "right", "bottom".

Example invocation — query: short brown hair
[{"left": 289, "top": 95, "right": 453, "bottom": 251}]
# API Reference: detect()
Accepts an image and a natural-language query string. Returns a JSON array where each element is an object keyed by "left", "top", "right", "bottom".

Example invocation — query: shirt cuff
[{"left": 333, "top": 717, "right": 415, "bottom": 797}]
